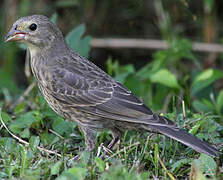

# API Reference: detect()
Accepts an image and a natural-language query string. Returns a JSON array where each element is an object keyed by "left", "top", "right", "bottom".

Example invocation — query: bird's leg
[
  {"left": 107, "top": 136, "right": 120, "bottom": 149},
  {"left": 80, "top": 126, "right": 96, "bottom": 152},
  {"left": 68, "top": 125, "right": 96, "bottom": 165},
  {"left": 109, "top": 128, "right": 122, "bottom": 149},
  {"left": 100, "top": 128, "right": 121, "bottom": 159}
]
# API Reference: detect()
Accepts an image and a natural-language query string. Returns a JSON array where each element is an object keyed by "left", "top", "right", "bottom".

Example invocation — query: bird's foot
[
  {"left": 98, "top": 137, "right": 120, "bottom": 160},
  {"left": 66, "top": 150, "right": 93, "bottom": 167},
  {"left": 66, "top": 154, "right": 81, "bottom": 167}
]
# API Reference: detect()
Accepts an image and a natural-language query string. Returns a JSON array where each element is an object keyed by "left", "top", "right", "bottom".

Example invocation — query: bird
[{"left": 5, "top": 14, "right": 219, "bottom": 157}]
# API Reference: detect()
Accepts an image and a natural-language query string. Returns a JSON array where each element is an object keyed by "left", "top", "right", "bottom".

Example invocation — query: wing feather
[{"left": 41, "top": 55, "right": 176, "bottom": 127}]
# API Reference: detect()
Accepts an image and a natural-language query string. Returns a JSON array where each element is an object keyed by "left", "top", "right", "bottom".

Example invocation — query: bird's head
[{"left": 5, "top": 15, "right": 64, "bottom": 51}]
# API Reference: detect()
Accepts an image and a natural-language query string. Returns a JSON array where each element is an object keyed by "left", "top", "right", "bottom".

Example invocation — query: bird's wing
[{"left": 44, "top": 54, "right": 176, "bottom": 127}]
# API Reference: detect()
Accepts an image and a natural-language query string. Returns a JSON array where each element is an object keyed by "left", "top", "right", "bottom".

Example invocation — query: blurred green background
[
  {"left": 2, "top": 0, "right": 223, "bottom": 114},
  {"left": 0, "top": 0, "right": 223, "bottom": 179}
]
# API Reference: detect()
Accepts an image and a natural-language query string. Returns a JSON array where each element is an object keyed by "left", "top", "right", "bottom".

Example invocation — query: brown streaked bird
[{"left": 5, "top": 15, "right": 219, "bottom": 157}]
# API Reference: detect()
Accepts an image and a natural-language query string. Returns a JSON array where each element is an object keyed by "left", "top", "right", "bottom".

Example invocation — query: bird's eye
[{"left": 29, "top": 23, "right": 37, "bottom": 31}]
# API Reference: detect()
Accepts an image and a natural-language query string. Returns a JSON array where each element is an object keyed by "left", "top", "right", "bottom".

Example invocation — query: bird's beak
[{"left": 5, "top": 27, "right": 27, "bottom": 42}]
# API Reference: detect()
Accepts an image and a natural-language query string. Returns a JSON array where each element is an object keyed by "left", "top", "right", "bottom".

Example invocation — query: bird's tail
[{"left": 141, "top": 119, "right": 219, "bottom": 157}]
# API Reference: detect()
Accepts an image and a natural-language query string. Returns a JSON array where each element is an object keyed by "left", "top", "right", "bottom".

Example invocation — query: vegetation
[{"left": 0, "top": 0, "right": 223, "bottom": 179}]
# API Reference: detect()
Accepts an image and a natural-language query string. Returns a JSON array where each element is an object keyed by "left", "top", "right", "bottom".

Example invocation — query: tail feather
[{"left": 142, "top": 124, "right": 219, "bottom": 157}]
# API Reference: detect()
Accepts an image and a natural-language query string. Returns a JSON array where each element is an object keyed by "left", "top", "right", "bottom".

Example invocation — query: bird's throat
[{"left": 27, "top": 44, "right": 41, "bottom": 58}]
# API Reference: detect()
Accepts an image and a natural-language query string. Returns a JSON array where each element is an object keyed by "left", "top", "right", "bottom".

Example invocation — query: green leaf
[
  {"left": 65, "top": 24, "right": 91, "bottom": 57},
  {"left": 191, "top": 160, "right": 206, "bottom": 180},
  {"left": 106, "top": 59, "right": 135, "bottom": 83},
  {"left": 1, "top": 112, "right": 12, "bottom": 123},
  {"left": 192, "top": 69, "right": 223, "bottom": 94},
  {"left": 124, "top": 74, "right": 144, "bottom": 96},
  {"left": 116, "top": 64, "right": 135, "bottom": 83},
  {"left": 57, "top": 167, "right": 87, "bottom": 180},
  {"left": 79, "top": 151, "right": 90, "bottom": 164},
  {"left": 40, "top": 132, "right": 59, "bottom": 146},
  {"left": 152, "top": 50, "right": 169, "bottom": 71},
  {"left": 95, "top": 157, "right": 105, "bottom": 172},
  {"left": 0, "top": 138, "right": 17, "bottom": 154},
  {"left": 106, "top": 57, "right": 115, "bottom": 75},
  {"left": 9, "top": 111, "right": 41, "bottom": 133},
  {"left": 202, "top": 98, "right": 215, "bottom": 110},
  {"left": 51, "top": 160, "right": 62, "bottom": 175},
  {"left": 191, "top": 154, "right": 217, "bottom": 179},
  {"left": 171, "top": 158, "right": 192, "bottom": 172},
  {"left": 189, "top": 121, "right": 201, "bottom": 135},
  {"left": 150, "top": 69, "right": 180, "bottom": 89},
  {"left": 68, "top": 167, "right": 87, "bottom": 179},
  {"left": 52, "top": 117, "right": 75, "bottom": 136},
  {"left": 29, "top": 136, "right": 40, "bottom": 151},
  {"left": 216, "top": 90, "right": 223, "bottom": 112},
  {"left": 192, "top": 100, "right": 213, "bottom": 113},
  {"left": 136, "top": 63, "right": 153, "bottom": 80},
  {"left": 21, "top": 128, "right": 30, "bottom": 138},
  {"left": 14, "top": 102, "right": 26, "bottom": 114},
  {"left": 170, "top": 38, "right": 194, "bottom": 60},
  {"left": 199, "top": 154, "right": 217, "bottom": 174},
  {"left": 193, "top": 69, "right": 215, "bottom": 83},
  {"left": 50, "top": 13, "right": 58, "bottom": 24}
]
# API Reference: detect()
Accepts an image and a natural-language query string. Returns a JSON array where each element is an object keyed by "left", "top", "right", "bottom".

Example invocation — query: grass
[{"left": 0, "top": 94, "right": 222, "bottom": 179}]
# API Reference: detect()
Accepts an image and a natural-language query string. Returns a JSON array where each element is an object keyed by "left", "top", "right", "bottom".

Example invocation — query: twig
[
  {"left": 105, "top": 142, "right": 140, "bottom": 161},
  {"left": 176, "top": 91, "right": 184, "bottom": 119},
  {"left": 102, "top": 145, "right": 113, "bottom": 154},
  {"left": 182, "top": 100, "right": 186, "bottom": 119},
  {"left": 91, "top": 38, "right": 223, "bottom": 53},
  {"left": 49, "top": 129, "right": 64, "bottom": 139},
  {"left": 0, "top": 108, "right": 62, "bottom": 157},
  {"left": 97, "top": 143, "right": 103, "bottom": 157},
  {"left": 10, "top": 82, "right": 36, "bottom": 111},
  {"left": 158, "top": 155, "right": 176, "bottom": 180}
]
